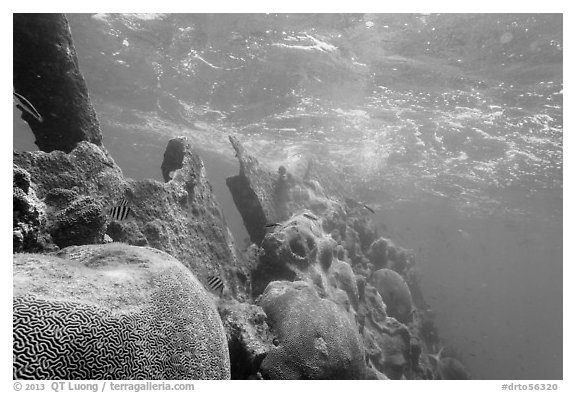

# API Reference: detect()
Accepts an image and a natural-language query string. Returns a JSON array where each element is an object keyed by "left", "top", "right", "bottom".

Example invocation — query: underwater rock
[
  {"left": 13, "top": 142, "right": 125, "bottom": 252},
  {"left": 13, "top": 14, "right": 103, "bottom": 153},
  {"left": 386, "top": 245, "right": 413, "bottom": 274},
  {"left": 367, "top": 237, "right": 392, "bottom": 269},
  {"left": 13, "top": 139, "right": 250, "bottom": 299},
  {"left": 251, "top": 212, "right": 319, "bottom": 296},
  {"left": 161, "top": 136, "right": 187, "bottom": 182},
  {"left": 226, "top": 135, "right": 279, "bottom": 244},
  {"left": 13, "top": 243, "right": 230, "bottom": 379},
  {"left": 13, "top": 165, "right": 47, "bottom": 252},
  {"left": 318, "top": 236, "right": 336, "bottom": 270},
  {"left": 258, "top": 280, "right": 366, "bottom": 379},
  {"left": 226, "top": 136, "right": 345, "bottom": 245},
  {"left": 358, "top": 284, "right": 414, "bottom": 379},
  {"left": 334, "top": 244, "right": 346, "bottom": 260},
  {"left": 366, "top": 237, "right": 416, "bottom": 276},
  {"left": 13, "top": 165, "right": 31, "bottom": 193},
  {"left": 248, "top": 208, "right": 434, "bottom": 380},
  {"left": 13, "top": 141, "right": 125, "bottom": 199},
  {"left": 218, "top": 299, "right": 274, "bottom": 379},
  {"left": 12, "top": 13, "right": 249, "bottom": 287},
  {"left": 141, "top": 219, "right": 169, "bottom": 247},
  {"left": 47, "top": 195, "right": 107, "bottom": 248},
  {"left": 106, "top": 220, "right": 148, "bottom": 246},
  {"left": 252, "top": 211, "right": 359, "bottom": 313},
  {"left": 372, "top": 268, "right": 414, "bottom": 324},
  {"left": 240, "top": 169, "right": 439, "bottom": 380},
  {"left": 44, "top": 188, "right": 80, "bottom": 210},
  {"left": 360, "top": 284, "right": 389, "bottom": 331}
]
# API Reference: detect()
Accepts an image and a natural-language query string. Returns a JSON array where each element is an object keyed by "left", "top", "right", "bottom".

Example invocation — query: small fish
[
  {"left": 362, "top": 204, "right": 375, "bottom": 214},
  {"left": 303, "top": 213, "right": 318, "bottom": 221},
  {"left": 108, "top": 198, "right": 131, "bottom": 221},
  {"left": 13, "top": 91, "right": 43, "bottom": 123},
  {"left": 265, "top": 223, "right": 281, "bottom": 228},
  {"left": 206, "top": 275, "right": 224, "bottom": 295}
]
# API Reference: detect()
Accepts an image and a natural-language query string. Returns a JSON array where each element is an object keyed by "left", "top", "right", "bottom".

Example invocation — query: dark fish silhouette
[
  {"left": 108, "top": 198, "right": 131, "bottom": 221},
  {"left": 362, "top": 204, "right": 375, "bottom": 214},
  {"left": 265, "top": 223, "right": 281, "bottom": 228},
  {"left": 206, "top": 275, "right": 224, "bottom": 295},
  {"left": 303, "top": 213, "right": 318, "bottom": 221},
  {"left": 13, "top": 91, "right": 43, "bottom": 123}
]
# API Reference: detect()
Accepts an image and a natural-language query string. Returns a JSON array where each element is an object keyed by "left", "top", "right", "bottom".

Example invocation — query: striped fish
[
  {"left": 13, "top": 91, "right": 43, "bottom": 123},
  {"left": 108, "top": 198, "right": 131, "bottom": 221},
  {"left": 206, "top": 275, "right": 224, "bottom": 295}
]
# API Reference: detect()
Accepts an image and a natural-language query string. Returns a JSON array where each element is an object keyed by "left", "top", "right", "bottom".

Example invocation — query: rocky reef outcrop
[
  {"left": 13, "top": 14, "right": 102, "bottom": 153},
  {"left": 161, "top": 136, "right": 187, "bottom": 182},
  {"left": 13, "top": 243, "right": 230, "bottom": 379},
  {"left": 225, "top": 136, "right": 469, "bottom": 379},
  {"left": 13, "top": 137, "right": 250, "bottom": 299},
  {"left": 13, "top": 165, "right": 51, "bottom": 252},
  {"left": 225, "top": 136, "right": 280, "bottom": 244}
]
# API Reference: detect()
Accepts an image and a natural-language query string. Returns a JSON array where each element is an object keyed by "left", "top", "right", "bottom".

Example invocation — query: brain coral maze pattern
[{"left": 13, "top": 273, "right": 225, "bottom": 379}]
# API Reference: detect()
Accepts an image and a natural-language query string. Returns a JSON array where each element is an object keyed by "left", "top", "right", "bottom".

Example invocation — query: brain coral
[
  {"left": 372, "top": 268, "right": 414, "bottom": 323},
  {"left": 258, "top": 280, "right": 366, "bottom": 379},
  {"left": 13, "top": 243, "right": 230, "bottom": 379}
]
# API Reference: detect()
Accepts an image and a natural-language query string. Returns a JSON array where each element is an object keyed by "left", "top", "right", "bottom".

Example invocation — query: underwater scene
[{"left": 13, "top": 13, "right": 562, "bottom": 380}]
